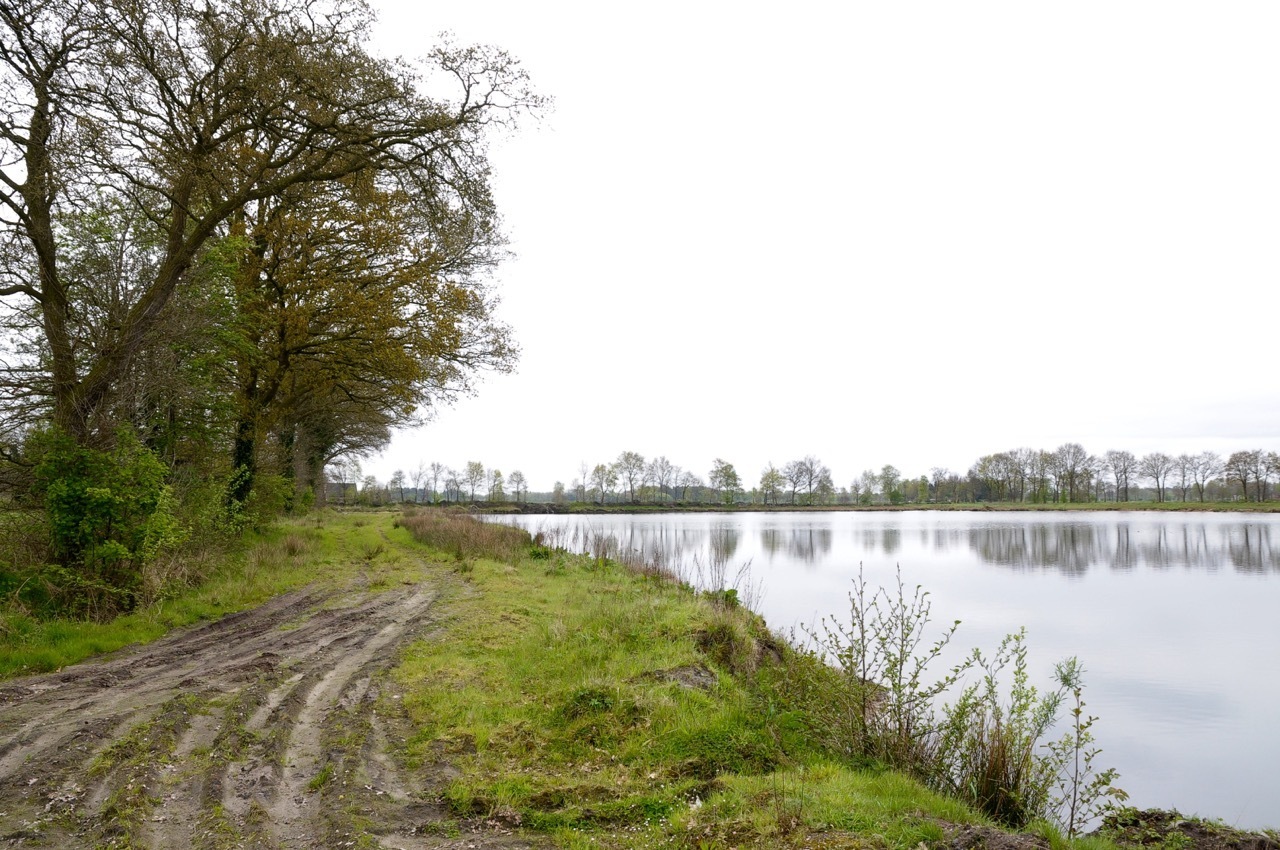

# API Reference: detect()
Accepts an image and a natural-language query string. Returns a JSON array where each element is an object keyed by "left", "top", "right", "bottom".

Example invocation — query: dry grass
[{"left": 397, "top": 508, "right": 532, "bottom": 563}]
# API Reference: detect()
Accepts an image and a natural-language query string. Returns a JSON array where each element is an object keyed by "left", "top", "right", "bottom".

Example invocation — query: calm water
[{"left": 495, "top": 511, "right": 1280, "bottom": 829}]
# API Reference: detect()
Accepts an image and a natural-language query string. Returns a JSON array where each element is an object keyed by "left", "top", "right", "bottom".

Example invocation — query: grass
[
  {"left": 1, "top": 507, "right": 1144, "bottom": 848},
  {"left": 0, "top": 509, "right": 425, "bottom": 678},
  {"left": 394, "top": 510, "right": 1018, "bottom": 849}
]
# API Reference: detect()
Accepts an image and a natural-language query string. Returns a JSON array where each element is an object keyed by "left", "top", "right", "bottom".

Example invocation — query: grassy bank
[
  {"left": 5, "top": 509, "right": 1270, "bottom": 849},
  {"left": 0, "top": 509, "right": 412, "bottom": 678},
  {"left": 392, "top": 509, "right": 1116, "bottom": 849}
]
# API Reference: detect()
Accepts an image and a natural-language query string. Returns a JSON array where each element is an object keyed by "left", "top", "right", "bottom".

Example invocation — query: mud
[{"left": 0, "top": 577, "right": 545, "bottom": 849}]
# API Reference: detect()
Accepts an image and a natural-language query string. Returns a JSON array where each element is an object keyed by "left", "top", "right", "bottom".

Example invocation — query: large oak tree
[{"left": 0, "top": 0, "right": 537, "bottom": 456}]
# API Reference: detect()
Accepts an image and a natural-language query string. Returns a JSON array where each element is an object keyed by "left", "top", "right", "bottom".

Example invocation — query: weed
[
  {"left": 1044, "top": 658, "right": 1129, "bottom": 835},
  {"left": 797, "top": 565, "right": 968, "bottom": 770},
  {"left": 793, "top": 565, "right": 1122, "bottom": 831},
  {"left": 308, "top": 761, "right": 334, "bottom": 791},
  {"left": 398, "top": 509, "right": 530, "bottom": 563}
]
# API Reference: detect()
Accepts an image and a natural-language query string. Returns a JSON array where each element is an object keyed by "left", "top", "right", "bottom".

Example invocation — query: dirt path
[{"left": 0, "top": 566, "right": 541, "bottom": 849}]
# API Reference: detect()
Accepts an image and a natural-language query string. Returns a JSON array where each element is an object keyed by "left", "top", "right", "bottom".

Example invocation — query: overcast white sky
[{"left": 361, "top": 1, "right": 1280, "bottom": 492}]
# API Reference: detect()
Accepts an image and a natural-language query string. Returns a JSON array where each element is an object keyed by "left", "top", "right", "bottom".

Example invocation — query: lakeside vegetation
[
  {"left": 0, "top": 0, "right": 538, "bottom": 622},
  {"left": 4, "top": 508, "right": 1274, "bottom": 848},
  {"left": 0, "top": 4, "right": 1273, "bottom": 845}
]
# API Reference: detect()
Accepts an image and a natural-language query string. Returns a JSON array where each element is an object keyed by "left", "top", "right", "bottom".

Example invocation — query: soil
[
  {"left": 0, "top": 573, "right": 546, "bottom": 849},
  {"left": 1098, "top": 808, "right": 1280, "bottom": 850}
]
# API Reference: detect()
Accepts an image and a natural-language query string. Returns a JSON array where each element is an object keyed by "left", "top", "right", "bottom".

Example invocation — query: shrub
[
  {"left": 26, "top": 428, "right": 186, "bottom": 618},
  {"left": 798, "top": 566, "right": 968, "bottom": 770},
  {"left": 934, "top": 629, "right": 1062, "bottom": 826},
  {"left": 794, "top": 565, "right": 1123, "bottom": 830}
]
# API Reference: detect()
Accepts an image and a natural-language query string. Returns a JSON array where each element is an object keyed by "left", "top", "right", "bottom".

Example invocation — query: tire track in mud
[{"left": 0, "top": 570, "right": 544, "bottom": 849}]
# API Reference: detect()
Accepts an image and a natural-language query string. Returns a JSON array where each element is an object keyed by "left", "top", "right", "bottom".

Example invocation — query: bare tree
[
  {"left": 327, "top": 457, "right": 361, "bottom": 506},
  {"left": 647, "top": 456, "right": 676, "bottom": 502},
  {"left": 1192, "top": 451, "right": 1221, "bottom": 502},
  {"left": 409, "top": 461, "right": 429, "bottom": 503},
  {"left": 389, "top": 470, "right": 406, "bottom": 503},
  {"left": 1088, "top": 454, "right": 1108, "bottom": 501},
  {"left": 1054, "top": 443, "right": 1091, "bottom": 502},
  {"left": 1173, "top": 454, "right": 1195, "bottom": 502},
  {"left": 429, "top": 462, "right": 446, "bottom": 503},
  {"left": 678, "top": 470, "right": 701, "bottom": 502},
  {"left": 1223, "top": 451, "right": 1258, "bottom": 502},
  {"left": 930, "top": 467, "right": 951, "bottom": 504},
  {"left": 1250, "top": 450, "right": 1272, "bottom": 502},
  {"left": 1138, "top": 452, "right": 1175, "bottom": 502},
  {"left": 798, "top": 456, "right": 832, "bottom": 504},
  {"left": 1010, "top": 448, "right": 1036, "bottom": 502},
  {"left": 1106, "top": 450, "right": 1138, "bottom": 502},
  {"left": 782, "top": 460, "right": 806, "bottom": 504},
  {"left": 486, "top": 468, "right": 504, "bottom": 501}
]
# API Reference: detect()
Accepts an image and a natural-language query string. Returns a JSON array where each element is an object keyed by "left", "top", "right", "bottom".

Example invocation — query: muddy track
[{"left": 0, "top": 572, "right": 542, "bottom": 849}]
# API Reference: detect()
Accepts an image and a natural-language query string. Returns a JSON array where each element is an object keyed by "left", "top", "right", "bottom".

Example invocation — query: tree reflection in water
[{"left": 510, "top": 514, "right": 1279, "bottom": 581}]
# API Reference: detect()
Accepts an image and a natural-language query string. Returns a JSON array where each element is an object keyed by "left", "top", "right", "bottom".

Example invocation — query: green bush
[
  {"left": 794, "top": 566, "right": 1124, "bottom": 830},
  {"left": 27, "top": 428, "right": 186, "bottom": 618}
]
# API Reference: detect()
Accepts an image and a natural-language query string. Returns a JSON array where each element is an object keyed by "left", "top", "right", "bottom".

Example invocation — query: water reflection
[
  {"left": 1225, "top": 523, "right": 1274, "bottom": 573},
  {"left": 709, "top": 526, "right": 740, "bottom": 565},
  {"left": 968, "top": 523, "right": 1099, "bottom": 575},
  {"left": 511, "top": 513, "right": 1280, "bottom": 577},
  {"left": 953, "top": 519, "right": 1278, "bottom": 574},
  {"left": 881, "top": 525, "right": 901, "bottom": 556}
]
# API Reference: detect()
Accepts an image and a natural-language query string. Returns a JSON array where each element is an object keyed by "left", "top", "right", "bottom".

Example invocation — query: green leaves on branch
[
  {"left": 795, "top": 566, "right": 1125, "bottom": 831},
  {"left": 29, "top": 429, "right": 186, "bottom": 618}
]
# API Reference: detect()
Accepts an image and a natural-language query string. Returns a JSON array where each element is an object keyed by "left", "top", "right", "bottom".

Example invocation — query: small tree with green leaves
[
  {"left": 709, "top": 458, "right": 741, "bottom": 505},
  {"left": 1045, "top": 659, "right": 1129, "bottom": 836}
]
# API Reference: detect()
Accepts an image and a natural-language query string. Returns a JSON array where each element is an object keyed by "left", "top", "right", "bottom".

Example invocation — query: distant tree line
[{"left": 342, "top": 445, "right": 1280, "bottom": 506}]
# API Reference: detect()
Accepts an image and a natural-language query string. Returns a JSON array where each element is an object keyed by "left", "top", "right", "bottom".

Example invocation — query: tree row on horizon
[{"left": 336, "top": 444, "right": 1280, "bottom": 507}]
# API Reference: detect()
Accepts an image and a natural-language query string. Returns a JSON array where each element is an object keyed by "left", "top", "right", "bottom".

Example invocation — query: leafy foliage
[
  {"left": 791, "top": 566, "right": 1124, "bottom": 830},
  {"left": 27, "top": 429, "right": 185, "bottom": 617}
]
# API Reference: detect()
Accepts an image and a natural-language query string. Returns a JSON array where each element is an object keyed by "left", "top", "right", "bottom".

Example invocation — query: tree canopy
[
  {"left": 0, "top": 0, "right": 541, "bottom": 613},
  {"left": 1, "top": 0, "right": 538, "bottom": 476}
]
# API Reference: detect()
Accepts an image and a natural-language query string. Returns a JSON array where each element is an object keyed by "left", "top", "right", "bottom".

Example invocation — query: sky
[{"left": 360, "top": 1, "right": 1280, "bottom": 492}]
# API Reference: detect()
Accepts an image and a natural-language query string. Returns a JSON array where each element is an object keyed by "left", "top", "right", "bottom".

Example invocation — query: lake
[{"left": 492, "top": 510, "right": 1280, "bottom": 829}]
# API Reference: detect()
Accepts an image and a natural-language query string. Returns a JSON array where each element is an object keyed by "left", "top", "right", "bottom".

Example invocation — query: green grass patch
[
  {"left": 394, "top": 510, "right": 1067, "bottom": 849},
  {"left": 0, "top": 510, "right": 423, "bottom": 679}
]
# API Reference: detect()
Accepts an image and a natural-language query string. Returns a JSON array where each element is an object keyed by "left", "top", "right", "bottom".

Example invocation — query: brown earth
[
  {"left": 0, "top": 574, "right": 545, "bottom": 849},
  {"left": 1097, "top": 808, "right": 1280, "bottom": 850}
]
